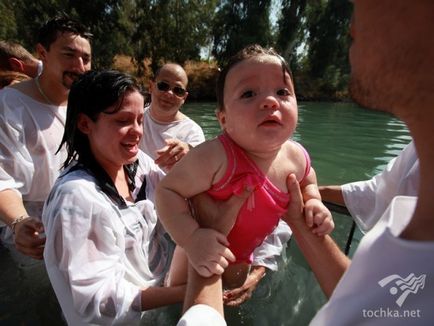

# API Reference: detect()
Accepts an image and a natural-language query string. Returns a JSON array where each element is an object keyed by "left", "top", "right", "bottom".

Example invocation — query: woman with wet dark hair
[{"left": 43, "top": 70, "right": 184, "bottom": 325}]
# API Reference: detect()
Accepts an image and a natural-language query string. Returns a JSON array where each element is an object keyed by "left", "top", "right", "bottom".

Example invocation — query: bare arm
[
  {"left": 300, "top": 168, "right": 334, "bottom": 235},
  {"left": 300, "top": 167, "right": 322, "bottom": 202},
  {"left": 141, "top": 284, "right": 186, "bottom": 310},
  {"left": 181, "top": 186, "right": 252, "bottom": 316},
  {"left": 155, "top": 140, "right": 223, "bottom": 247},
  {"left": 318, "top": 185, "right": 345, "bottom": 206},
  {"left": 283, "top": 174, "right": 350, "bottom": 298},
  {"left": 0, "top": 189, "right": 44, "bottom": 259},
  {"left": 156, "top": 140, "right": 235, "bottom": 276},
  {"left": 182, "top": 265, "right": 224, "bottom": 315}
]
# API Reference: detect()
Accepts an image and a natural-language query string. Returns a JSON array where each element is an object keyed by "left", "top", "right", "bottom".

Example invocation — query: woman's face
[{"left": 79, "top": 90, "right": 144, "bottom": 175}]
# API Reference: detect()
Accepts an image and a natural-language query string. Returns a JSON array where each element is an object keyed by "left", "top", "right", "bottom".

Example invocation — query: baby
[{"left": 156, "top": 45, "right": 334, "bottom": 289}]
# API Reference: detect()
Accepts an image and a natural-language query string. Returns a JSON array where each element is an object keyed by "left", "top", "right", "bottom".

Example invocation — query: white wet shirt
[
  {"left": 139, "top": 105, "right": 205, "bottom": 160},
  {"left": 43, "top": 152, "right": 171, "bottom": 325},
  {"left": 311, "top": 196, "right": 434, "bottom": 325},
  {"left": 342, "top": 141, "right": 419, "bottom": 232},
  {"left": 0, "top": 87, "right": 66, "bottom": 239}
]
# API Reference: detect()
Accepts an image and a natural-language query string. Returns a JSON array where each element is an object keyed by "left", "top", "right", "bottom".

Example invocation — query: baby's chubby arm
[
  {"left": 300, "top": 167, "right": 335, "bottom": 236},
  {"left": 155, "top": 139, "right": 233, "bottom": 277}
]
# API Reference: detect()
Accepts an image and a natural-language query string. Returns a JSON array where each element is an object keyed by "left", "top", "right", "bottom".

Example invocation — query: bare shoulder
[
  {"left": 189, "top": 137, "right": 225, "bottom": 159},
  {"left": 172, "top": 137, "right": 226, "bottom": 180},
  {"left": 282, "top": 140, "right": 307, "bottom": 159},
  {"left": 282, "top": 140, "right": 310, "bottom": 178},
  {"left": 161, "top": 137, "right": 227, "bottom": 195}
]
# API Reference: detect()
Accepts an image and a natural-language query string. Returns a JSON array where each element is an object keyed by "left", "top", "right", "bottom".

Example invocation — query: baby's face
[{"left": 218, "top": 55, "right": 298, "bottom": 154}]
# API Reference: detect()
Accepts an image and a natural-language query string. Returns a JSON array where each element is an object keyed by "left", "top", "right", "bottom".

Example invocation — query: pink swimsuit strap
[{"left": 214, "top": 133, "right": 311, "bottom": 189}]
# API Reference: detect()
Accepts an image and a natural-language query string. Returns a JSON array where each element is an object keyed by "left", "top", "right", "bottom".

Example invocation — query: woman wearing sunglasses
[{"left": 139, "top": 63, "right": 205, "bottom": 172}]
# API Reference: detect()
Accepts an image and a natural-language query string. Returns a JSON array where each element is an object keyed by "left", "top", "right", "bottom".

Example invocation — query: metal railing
[{"left": 323, "top": 201, "right": 356, "bottom": 256}]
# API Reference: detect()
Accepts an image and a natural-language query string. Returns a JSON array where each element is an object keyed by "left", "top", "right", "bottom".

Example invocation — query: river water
[{"left": 0, "top": 101, "right": 411, "bottom": 325}]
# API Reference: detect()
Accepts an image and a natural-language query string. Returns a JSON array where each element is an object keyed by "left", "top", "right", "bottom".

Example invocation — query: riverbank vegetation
[{"left": 1, "top": 0, "right": 352, "bottom": 101}]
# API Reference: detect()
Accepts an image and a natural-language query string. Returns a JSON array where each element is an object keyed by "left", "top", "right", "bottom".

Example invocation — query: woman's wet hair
[
  {"left": 216, "top": 44, "right": 293, "bottom": 111},
  {"left": 58, "top": 69, "right": 148, "bottom": 169}
]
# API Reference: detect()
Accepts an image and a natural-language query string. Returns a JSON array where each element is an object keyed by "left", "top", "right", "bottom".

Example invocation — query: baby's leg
[
  {"left": 222, "top": 263, "right": 250, "bottom": 289},
  {"left": 165, "top": 245, "right": 188, "bottom": 286}
]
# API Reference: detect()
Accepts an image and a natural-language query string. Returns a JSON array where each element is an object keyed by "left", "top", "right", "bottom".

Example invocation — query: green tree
[
  {"left": 275, "top": 0, "right": 307, "bottom": 70},
  {"left": 67, "top": 0, "right": 133, "bottom": 68},
  {"left": 3, "top": 0, "right": 130, "bottom": 68},
  {"left": 305, "top": 0, "right": 352, "bottom": 87},
  {"left": 130, "top": 0, "right": 217, "bottom": 77},
  {"left": 0, "top": 0, "right": 20, "bottom": 41},
  {"left": 212, "top": 0, "right": 274, "bottom": 65}
]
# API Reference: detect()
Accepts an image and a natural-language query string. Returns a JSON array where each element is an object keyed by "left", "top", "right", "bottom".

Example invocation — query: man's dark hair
[{"left": 37, "top": 14, "right": 93, "bottom": 50}]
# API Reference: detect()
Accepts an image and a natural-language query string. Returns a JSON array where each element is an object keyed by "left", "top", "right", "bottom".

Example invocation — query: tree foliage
[
  {"left": 0, "top": 0, "right": 352, "bottom": 100},
  {"left": 275, "top": 0, "right": 307, "bottom": 65},
  {"left": 212, "top": 0, "right": 273, "bottom": 65}
]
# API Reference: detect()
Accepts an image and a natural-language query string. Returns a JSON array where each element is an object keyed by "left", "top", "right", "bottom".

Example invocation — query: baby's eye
[
  {"left": 277, "top": 88, "right": 291, "bottom": 96},
  {"left": 240, "top": 90, "right": 255, "bottom": 99}
]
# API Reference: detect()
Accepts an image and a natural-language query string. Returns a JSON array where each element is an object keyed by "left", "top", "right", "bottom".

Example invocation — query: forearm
[
  {"left": 155, "top": 186, "right": 199, "bottom": 247},
  {"left": 141, "top": 284, "right": 186, "bottom": 310},
  {"left": 0, "top": 189, "right": 28, "bottom": 225},
  {"left": 287, "top": 218, "right": 350, "bottom": 298},
  {"left": 318, "top": 185, "right": 345, "bottom": 206},
  {"left": 183, "top": 265, "right": 224, "bottom": 315}
]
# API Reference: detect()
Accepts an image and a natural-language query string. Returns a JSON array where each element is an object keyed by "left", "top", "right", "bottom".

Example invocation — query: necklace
[{"left": 34, "top": 76, "right": 55, "bottom": 106}]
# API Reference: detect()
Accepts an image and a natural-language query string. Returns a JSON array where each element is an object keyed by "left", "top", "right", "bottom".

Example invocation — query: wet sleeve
[
  {"left": 252, "top": 220, "right": 292, "bottom": 271},
  {"left": 43, "top": 181, "right": 142, "bottom": 325}
]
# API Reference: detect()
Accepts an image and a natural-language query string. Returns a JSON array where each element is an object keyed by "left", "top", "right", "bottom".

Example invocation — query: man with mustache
[{"left": 0, "top": 15, "right": 92, "bottom": 260}]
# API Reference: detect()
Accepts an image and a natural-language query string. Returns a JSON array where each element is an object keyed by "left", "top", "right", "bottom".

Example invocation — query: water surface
[{"left": 0, "top": 101, "right": 411, "bottom": 325}]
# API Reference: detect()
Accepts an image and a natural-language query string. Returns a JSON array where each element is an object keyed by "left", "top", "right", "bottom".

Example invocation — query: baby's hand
[
  {"left": 183, "top": 227, "right": 236, "bottom": 277},
  {"left": 304, "top": 198, "right": 334, "bottom": 236}
]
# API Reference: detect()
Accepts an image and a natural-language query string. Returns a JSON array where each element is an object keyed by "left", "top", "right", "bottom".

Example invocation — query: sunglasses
[{"left": 156, "top": 81, "right": 186, "bottom": 97}]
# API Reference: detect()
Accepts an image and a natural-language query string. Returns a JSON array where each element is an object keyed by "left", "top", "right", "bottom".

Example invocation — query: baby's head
[
  {"left": 215, "top": 44, "right": 298, "bottom": 152},
  {"left": 216, "top": 44, "right": 293, "bottom": 112}
]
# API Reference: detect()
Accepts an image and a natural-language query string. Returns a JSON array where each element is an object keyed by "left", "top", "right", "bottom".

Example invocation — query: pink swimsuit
[{"left": 207, "top": 133, "right": 311, "bottom": 264}]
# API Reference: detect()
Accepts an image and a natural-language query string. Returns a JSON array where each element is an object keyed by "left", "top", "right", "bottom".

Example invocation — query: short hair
[
  {"left": 59, "top": 70, "right": 148, "bottom": 169},
  {"left": 152, "top": 62, "right": 188, "bottom": 86},
  {"left": 216, "top": 44, "right": 293, "bottom": 111},
  {"left": 38, "top": 14, "right": 93, "bottom": 50},
  {"left": 0, "top": 41, "right": 36, "bottom": 70}
]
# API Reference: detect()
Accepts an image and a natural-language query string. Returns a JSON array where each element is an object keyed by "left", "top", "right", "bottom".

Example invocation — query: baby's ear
[{"left": 215, "top": 109, "right": 226, "bottom": 129}]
